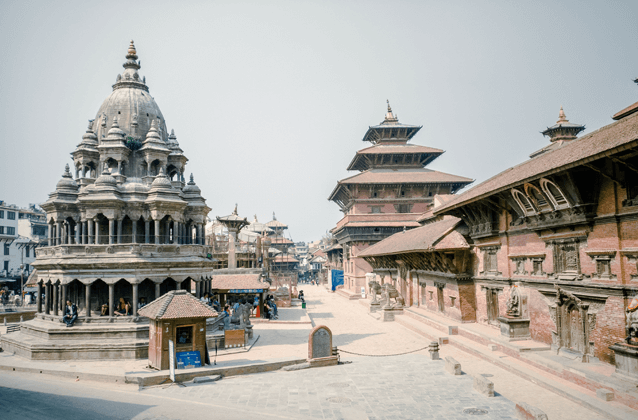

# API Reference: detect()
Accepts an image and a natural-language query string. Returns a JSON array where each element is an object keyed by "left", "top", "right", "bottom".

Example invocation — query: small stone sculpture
[
  {"left": 506, "top": 285, "right": 520, "bottom": 317},
  {"left": 382, "top": 283, "right": 404, "bottom": 308},
  {"left": 368, "top": 280, "right": 383, "bottom": 303},
  {"left": 625, "top": 294, "right": 638, "bottom": 344}
]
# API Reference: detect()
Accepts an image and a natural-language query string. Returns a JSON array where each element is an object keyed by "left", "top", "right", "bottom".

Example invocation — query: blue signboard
[
  {"left": 176, "top": 351, "right": 201, "bottom": 369},
  {"left": 330, "top": 269, "right": 344, "bottom": 291},
  {"left": 229, "top": 289, "right": 263, "bottom": 293}
]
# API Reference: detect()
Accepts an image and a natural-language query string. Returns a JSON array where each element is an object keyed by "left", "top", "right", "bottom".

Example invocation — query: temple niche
[{"left": 0, "top": 41, "right": 217, "bottom": 361}]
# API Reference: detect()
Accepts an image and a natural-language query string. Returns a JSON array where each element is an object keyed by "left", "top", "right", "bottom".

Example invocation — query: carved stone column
[
  {"left": 56, "top": 222, "right": 62, "bottom": 246},
  {"left": 145, "top": 221, "right": 150, "bottom": 244},
  {"left": 117, "top": 218, "right": 122, "bottom": 244},
  {"left": 94, "top": 218, "right": 100, "bottom": 244},
  {"left": 131, "top": 219, "right": 137, "bottom": 244},
  {"left": 52, "top": 282, "right": 59, "bottom": 316},
  {"left": 108, "top": 219, "right": 114, "bottom": 245},
  {"left": 154, "top": 220, "right": 160, "bottom": 244},
  {"left": 132, "top": 283, "right": 138, "bottom": 316},
  {"left": 47, "top": 222, "right": 53, "bottom": 246},
  {"left": 174, "top": 221, "right": 180, "bottom": 244},
  {"left": 108, "top": 283, "right": 114, "bottom": 317},
  {"left": 44, "top": 282, "right": 50, "bottom": 315},
  {"left": 36, "top": 281, "right": 42, "bottom": 313},
  {"left": 61, "top": 283, "right": 67, "bottom": 308},
  {"left": 155, "top": 282, "right": 161, "bottom": 300},
  {"left": 85, "top": 283, "right": 91, "bottom": 317}
]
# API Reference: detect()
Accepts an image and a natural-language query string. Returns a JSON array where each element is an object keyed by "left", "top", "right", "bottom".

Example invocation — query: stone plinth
[
  {"left": 609, "top": 342, "right": 638, "bottom": 382},
  {"left": 498, "top": 316, "right": 531, "bottom": 341},
  {"left": 382, "top": 307, "right": 395, "bottom": 322},
  {"left": 369, "top": 302, "right": 381, "bottom": 313}
]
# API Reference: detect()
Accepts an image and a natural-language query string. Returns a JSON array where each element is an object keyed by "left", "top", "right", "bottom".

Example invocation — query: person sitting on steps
[{"left": 63, "top": 300, "right": 78, "bottom": 327}]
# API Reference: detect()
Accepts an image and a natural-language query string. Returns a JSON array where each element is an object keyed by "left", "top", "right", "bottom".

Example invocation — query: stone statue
[
  {"left": 506, "top": 285, "right": 520, "bottom": 317},
  {"left": 625, "top": 294, "right": 638, "bottom": 344},
  {"left": 368, "top": 280, "right": 383, "bottom": 303},
  {"left": 382, "top": 283, "right": 404, "bottom": 308},
  {"left": 238, "top": 301, "right": 252, "bottom": 328}
]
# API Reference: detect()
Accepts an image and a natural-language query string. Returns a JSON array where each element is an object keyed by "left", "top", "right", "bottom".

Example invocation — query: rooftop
[
  {"left": 209, "top": 273, "right": 265, "bottom": 290},
  {"left": 138, "top": 290, "right": 218, "bottom": 320}
]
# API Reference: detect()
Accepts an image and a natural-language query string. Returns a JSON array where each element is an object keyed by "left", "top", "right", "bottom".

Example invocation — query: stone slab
[
  {"left": 444, "top": 356, "right": 461, "bottom": 375},
  {"left": 473, "top": 374, "right": 494, "bottom": 397},
  {"left": 498, "top": 316, "right": 531, "bottom": 342},
  {"left": 192, "top": 374, "right": 221, "bottom": 383},
  {"left": 382, "top": 310, "right": 395, "bottom": 322},
  {"left": 596, "top": 388, "right": 614, "bottom": 401},
  {"left": 609, "top": 343, "right": 638, "bottom": 381}
]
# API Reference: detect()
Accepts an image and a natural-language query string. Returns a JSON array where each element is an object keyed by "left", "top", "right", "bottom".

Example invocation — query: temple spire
[
  {"left": 383, "top": 100, "right": 398, "bottom": 124},
  {"left": 541, "top": 106, "right": 585, "bottom": 143},
  {"left": 557, "top": 106, "right": 568, "bottom": 124}
]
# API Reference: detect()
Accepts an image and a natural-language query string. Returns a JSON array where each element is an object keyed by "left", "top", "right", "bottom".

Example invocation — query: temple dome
[
  {"left": 182, "top": 174, "right": 201, "bottom": 194},
  {"left": 94, "top": 167, "right": 117, "bottom": 187},
  {"left": 93, "top": 41, "right": 168, "bottom": 143},
  {"left": 56, "top": 164, "right": 78, "bottom": 191}
]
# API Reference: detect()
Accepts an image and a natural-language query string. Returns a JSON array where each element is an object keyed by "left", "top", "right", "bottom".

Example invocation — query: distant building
[
  {"left": 0, "top": 201, "right": 45, "bottom": 285},
  {"left": 328, "top": 102, "right": 473, "bottom": 295}
]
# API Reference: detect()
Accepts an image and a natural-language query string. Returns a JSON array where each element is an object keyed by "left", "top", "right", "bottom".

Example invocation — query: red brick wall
[
  {"left": 528, "top": 288, "right": 553, "bottom": 345},
  {"left": 591, "top": 296, "right": 626, "bottom": 364},
  {"left": 458, "top": 283, "right": 477, "bottom": 322}
]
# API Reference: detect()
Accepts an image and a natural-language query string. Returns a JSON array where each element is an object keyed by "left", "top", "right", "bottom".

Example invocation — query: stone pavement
[
  {"left": 0, "top": 284, "right": 626, "bottom": 419},
  {"left": 143, "top": 354, "right": 516, "bottom": 420}
]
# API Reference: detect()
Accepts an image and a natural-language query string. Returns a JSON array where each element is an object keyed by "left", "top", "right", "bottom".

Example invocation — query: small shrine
[
  {"left": 610, "top": 294, "right": 638, "bottom": 381},
  {"left": 498, "top": 285, "right": 531, "bottom": 342},
  {"left": 139, "top": 290, "right": 217, "bottom": 370}
]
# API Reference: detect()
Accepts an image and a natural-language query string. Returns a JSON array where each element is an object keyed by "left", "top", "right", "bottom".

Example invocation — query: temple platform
[{"left": 0, "top": 313, "right": 225, "bottom": 361}]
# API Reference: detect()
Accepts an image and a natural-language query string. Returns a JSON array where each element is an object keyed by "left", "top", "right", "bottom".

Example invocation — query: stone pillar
[
  {"left": 131, "top": 219, "right": 137, "bottom": 243},
  {"left": 165, "top": 219, "right": 171, "bottom": 244},
  {"left": 56, "top": 222, "right": 62, "bottom": 246},
  {"left": 44, "top": 282, "right": 50, "bottom": 314},
  {"left": 75, "top": 222, "right": 80, "bottom": 245},
  {"left": 228, "top": 229, "right": 237, "bottom": 269},
  {"left": 132, "top": 283, "right": 138, "bottom": 316},
  {"left": 176, "top": 279, "right": 181, "bottom": 290},
  {"left": 108, "top": 283, "right": 114, "bottom": 317},
  {"left": 195, "top": 281, "right": 201, "bottom": 298},
  {"left": 117, "top": 218, "right": 122, "bottom": 244},
  {"left": 108, "top": 219, "right": 114, "bottom": 245},
  {"left": 88, "top": 220, "right": 94, "bottom": 244},
  {"left": 48, "top": 222, "right": 53, "bottom": 246},
  {"left": 36, "top": 281, "right": 42, "bottom": 313},
  {"left": 85, "top": 283, "right": 91, "bottom": 317},
  {"left": 61, "top": 284, "right": 67, "bottom": 308},
  {"left": 154, "top": 220, "right": 160, "bottom": 244},
  {"left": 52, "top": 282, "right": 58, "bottom": 316},
  {"left": 174, "top": 221, "right": 180, "bottom": 244},
  {"left": 145, "top": 221, "right": 150, "bottom": 244},
  {"left": 94, "top": 218, "right": 100, "bottom": 244},
  {"left": 155, "top": 282, "right": 161, "bottom": 300}
]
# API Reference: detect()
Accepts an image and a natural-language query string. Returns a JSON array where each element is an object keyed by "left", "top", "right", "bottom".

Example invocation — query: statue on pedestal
[
  {"left": 368, "top": 280, "right": 383, "bottom": 304},
  {"left": 506, "top": 285, "right": 520, "bottom": 317},
  {"left": 625, "top": 294, "right": 638, "bottom": 345}
]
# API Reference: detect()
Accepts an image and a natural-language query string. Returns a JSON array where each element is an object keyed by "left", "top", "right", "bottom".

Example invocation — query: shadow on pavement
[{"left": 0, "top": 386, "right": 154, "bottom": 420}]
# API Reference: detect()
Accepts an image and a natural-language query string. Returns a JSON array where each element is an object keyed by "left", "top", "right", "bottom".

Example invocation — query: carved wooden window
[
  {"left": 395, "top": 204, "right": 412, "bottom": 213},
  {"left": 370, "top": 206, "right": 382, "bottom": 214},
  {"left": 623, "top": 161, "right": 638, "bottom": 206},
  {"left": 540, "top": 178, "right": 569, "bottom": 209},
  {"left": 513, "top": 258, "right": 527, "bottom": 275},
  {"left": 596, "top": 258, "right": 611, "bottom": 278},
  {"left": 531, "top": 258, "right": 545, "bottom": 276},
  {"left": 511, "top": 189, "right": 535, "bottom": 216},
  {"left": 525, "top": 184, "right": 552, "bottom": 212},
  {"left": 482, "top": 247, "right": 500, "bottom": 275},
  {"left": 553, "top": 240, "right": 581, "bottom": 279}
]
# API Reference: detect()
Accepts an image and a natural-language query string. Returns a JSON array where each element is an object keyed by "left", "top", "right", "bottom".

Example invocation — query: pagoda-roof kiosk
[{"left": 139, "top": 289, "right": 217, "bottom": 371}]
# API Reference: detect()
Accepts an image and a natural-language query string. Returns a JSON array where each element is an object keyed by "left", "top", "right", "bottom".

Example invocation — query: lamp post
[{"left": 19, "top": 263, "right": 24, "bottom": 307}]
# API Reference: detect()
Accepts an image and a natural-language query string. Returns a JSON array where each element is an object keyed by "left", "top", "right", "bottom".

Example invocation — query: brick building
[
  {"left": 360, "top": 96, "right": 638, "bottom": 365},
  {"left": 328, "top": 102, "right": 473, "bottom": 296}
]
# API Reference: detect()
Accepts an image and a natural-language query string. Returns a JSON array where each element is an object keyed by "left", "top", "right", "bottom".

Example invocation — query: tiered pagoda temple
[
  {"left": 328, "top": 102, "right": 473, "bottom": 295},
  {"left": 2, "top": 42, "right": 217, "bottom": 360}
]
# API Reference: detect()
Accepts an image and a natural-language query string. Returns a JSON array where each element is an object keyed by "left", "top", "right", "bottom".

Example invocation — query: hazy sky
[{"left": 1, "top": 1, "right": 637, "bottom": 242}]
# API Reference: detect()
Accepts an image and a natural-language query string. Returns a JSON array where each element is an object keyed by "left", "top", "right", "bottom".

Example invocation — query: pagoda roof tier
[
  {"left": 216, "top": 205, "right": 249, "bottom": 230},
  {"left": 358, "top": 217, "right": 467, "bottom": 257},
  {"left": 347, "top": 144, "right": 445, "bottom": 171},
  {"left": 333, "top": 213, "right": 424, "bottom": 232},
  {"left": 362, "top": 101, "right": 422, "bottom": 144}
]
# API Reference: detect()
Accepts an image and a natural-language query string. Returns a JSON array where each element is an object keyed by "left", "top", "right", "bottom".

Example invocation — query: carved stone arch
[
  {"left": 511, "top": 188, "right": 536, "bottom": 216},
  {"left": 524, "top": 183, "right": 553, "bottom": 212},
  {"left": 540, "top": 178, "right": 570, "bottom": 209}
]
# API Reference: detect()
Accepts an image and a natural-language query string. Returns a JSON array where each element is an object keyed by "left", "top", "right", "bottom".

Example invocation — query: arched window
[
  {"left": 525, "top": 184, "right": 552, "bottom": 212},
  {"left": 511, "top": 189, "right": 535, "bottom": 216},
  {"left": 540, "top": 178, "right": 570, "bottom": 209}
]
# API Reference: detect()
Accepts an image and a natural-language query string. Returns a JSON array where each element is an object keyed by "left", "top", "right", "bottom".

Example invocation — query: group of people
[
  {"left": 263, "top": 294, "right": 278, "bottom": 320},
  {"left": 100, "top": 297, "right": 136, "bottom": 317},
  {"left": 200, "top": 293, "right": 221, "bottom": 312}
]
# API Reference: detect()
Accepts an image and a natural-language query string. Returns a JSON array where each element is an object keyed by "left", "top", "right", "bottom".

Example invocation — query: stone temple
[{"left": 1, "top": 41, "right": 217, "bottom": 360}]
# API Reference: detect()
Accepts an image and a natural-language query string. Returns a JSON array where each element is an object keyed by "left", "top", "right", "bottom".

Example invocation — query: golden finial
[
  {"left": 128, "top": 40, "right": 136, "bottom": 55},
  {"left": 557, "top": 106, "right": 568, "bottom": 124},
  {"left": 233, "top": 203, "right": 238, "bottom": 215}
]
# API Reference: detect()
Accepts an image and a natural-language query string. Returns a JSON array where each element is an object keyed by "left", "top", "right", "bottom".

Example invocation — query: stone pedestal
[
  {"left": 245, "top": 325, "right": 253, "bottom": 340},
  {"left": 369, "top": 302, "right": 381, "bottom": 313},
  {"left": 498, "top": 316, "right": 531, "bottom": 341},
  {"left": 609, "top": 342, "right": 638, "bottom": 382},
  {"left": 382, "top": 307, "right": 395, "bottom": 322}
]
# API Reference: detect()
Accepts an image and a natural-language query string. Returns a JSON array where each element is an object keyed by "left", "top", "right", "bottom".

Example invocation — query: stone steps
[{"left": 395, "top": 309, "right": 638, "bottom": 417}]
